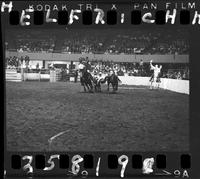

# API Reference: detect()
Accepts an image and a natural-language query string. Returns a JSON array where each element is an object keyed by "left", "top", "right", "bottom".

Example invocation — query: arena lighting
[{"left": 2, "top": 1, "right": 200, "bottom": 25}]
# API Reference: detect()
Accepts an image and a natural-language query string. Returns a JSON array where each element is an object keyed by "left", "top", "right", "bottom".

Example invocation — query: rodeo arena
[{"left": 6, "top": 28, "right": 189, "bottom": 151}]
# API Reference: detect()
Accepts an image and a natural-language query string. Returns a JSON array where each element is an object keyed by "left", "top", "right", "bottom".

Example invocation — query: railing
[
  {"left": 118, "top": 76, "right": 189, "bottom": 94},
  {"left": 6, "top": 50, "right": 189, "bottom": 63}
]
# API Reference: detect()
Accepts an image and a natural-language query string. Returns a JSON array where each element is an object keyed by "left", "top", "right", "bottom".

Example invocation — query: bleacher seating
[{"left": 6, "top": 29, "right": 189, "bottom": 55}]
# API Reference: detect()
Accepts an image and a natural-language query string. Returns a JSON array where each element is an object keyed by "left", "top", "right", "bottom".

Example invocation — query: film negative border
[
  {"left": 1, "top": 1, "right": 200, "bottom": 26},
  {"left": 2, "top": 0, "right": 200, "bottom": 178},
  {"left": 4, "top": 9, "right": 194, "bottom": 26},
  {"left": 5, "top": 152, "right": 191, "bottom": 177}
]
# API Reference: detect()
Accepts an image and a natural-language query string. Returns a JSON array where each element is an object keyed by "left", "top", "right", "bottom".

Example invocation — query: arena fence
[
  {"left": 5, "top": 69, "right": 189, "bottom": 95},
  {"left": 23, "top": 73, "right": 50, "bottom": 81},
  {"left": 5, "top": 69, "right": 22, "bottom": 82},
  {"left": 118, "top": 76, "right": 189, "bottom": 94}
]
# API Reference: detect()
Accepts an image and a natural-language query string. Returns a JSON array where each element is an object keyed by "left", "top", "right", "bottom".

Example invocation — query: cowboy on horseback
[
  {"left": 78, "top": 58, "right": 86, "bottom": 78},
  {"left": 78, "top": 57, "right": 94, "bottom": 92}
]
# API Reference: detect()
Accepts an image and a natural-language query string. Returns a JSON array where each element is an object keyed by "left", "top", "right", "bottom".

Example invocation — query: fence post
[
  {"left": 50, "top": 70, "right": 53, "bottom": 82},
  {"left": 21, "top": 67, "right": 24, "bottom": 81},
  {"left": 38, "top": 71, "right": 41, "bottom": 82}
]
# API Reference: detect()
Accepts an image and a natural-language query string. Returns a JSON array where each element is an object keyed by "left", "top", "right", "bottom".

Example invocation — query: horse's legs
[
  {"left": 98, "top": 84, "right": 101, "bottom": 92},
  {"left": 93, "top": 79, "right": 98, "bottom": 92},
  {"left": 112, "top": 83, "right": 115, "bottom": 92},
  {"left": 99, "top": 84, "right": 101, "bottom": 92},
  {"left": 94, "top": 84, "right": 97, "bottom": 92},
  {"left": 91, "top": 83, "right": 93, "bottom": 91},
  {"left": 89, "top": 81, "right": 93, "bottom": 92},
  {"left": 96, "top": 81, "right": 101, "bottom": 92},
  {"left": 115, "top": 83, "right": 118, "bottom": 91},
  {"left": 107, "top": 82, "right": 110, "bottom": 91},
  {"left": 85, "top": 83, "right": 90, "bottom": 91},
  {"left": 112, "top": 82, "right": 118, "bottom": 92},
  {"left": 80, "top": 77, "right": 84, "bottom": 86},
  {"left": 86, "top": 80, "right": 93, "bottom": 92},
  {"left": 83, "top": 84, "right": 87, "bottom": 92}
]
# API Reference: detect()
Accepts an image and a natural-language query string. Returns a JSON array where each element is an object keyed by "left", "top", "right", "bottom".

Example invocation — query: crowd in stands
[
  {"left": 8, "top": 31, "right": 56, "bottom": 52},
  {"left": 6, "top": 55, "right": 31, "bottom": 71},
  {"left": 6, "top": 29, "right": 189, "bottom": 55},
  {"left": 6, "top": 56, "right": 18, "bottom": 69},
  {"left": 16, "top": 39, "right": 55, "bottom": 52},
  {"left": 6, "top": 55, "right": 189, "bottom": 80},
  {"left": 84, "top": 59, "right": 189, "bottom": 80}
]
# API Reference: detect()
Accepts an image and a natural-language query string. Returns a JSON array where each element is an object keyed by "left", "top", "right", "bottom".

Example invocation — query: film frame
[{"left": 1, "top": 0, "right": 200, "bottom": 178}]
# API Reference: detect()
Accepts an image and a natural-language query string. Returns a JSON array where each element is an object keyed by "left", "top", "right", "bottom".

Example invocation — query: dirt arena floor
[{"left": 6, "top": 81, "right": 189, "bottom": 151}]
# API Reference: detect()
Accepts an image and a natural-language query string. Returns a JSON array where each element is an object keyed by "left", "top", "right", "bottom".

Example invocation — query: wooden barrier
[
  {"left": 6, "top": 69, "right": 22, "bottom": 82},
  {"left": 118, "top": 76, "right": 189, "bottom": 94},
  {"left": 56, "top": 71, "right": 61, "bottom": 81},
  {"left": 5, "top": 69, "right": 189, "bottom": 94},
  {"left": 50, "top": 70, "right": 56, "bottom": 82},
  {"left": 21, "top": 73, "right": 50, "bottom": 81},
  {"left": 50, "top": 70, "right": 62, "bottom": 82}
]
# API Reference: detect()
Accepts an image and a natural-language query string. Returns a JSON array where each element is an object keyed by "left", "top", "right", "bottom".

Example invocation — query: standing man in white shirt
[{"left": 149, "top": 60, "right": 162, "bottom": 89}]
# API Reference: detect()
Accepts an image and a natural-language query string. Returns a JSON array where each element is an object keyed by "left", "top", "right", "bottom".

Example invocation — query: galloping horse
[
  {"left": 80, "top": 70, "right": 94, "bottom": 92},
  {"left": 101, "top": 73, "right": 121, "bottom": 92}
]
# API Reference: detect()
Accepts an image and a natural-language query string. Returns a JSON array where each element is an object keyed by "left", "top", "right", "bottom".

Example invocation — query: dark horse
[
  {"left": 101, "top": 73, "right": 121, "bottom": 92},
  {"left": 80, "top": 70, "right": 94, "bottom": 92}
]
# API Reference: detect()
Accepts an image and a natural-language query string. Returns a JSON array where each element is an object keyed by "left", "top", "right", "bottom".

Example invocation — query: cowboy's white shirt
[
  {"left": 154, "top": 67, "right": 161, "bottom": 77},
  {"left": 78, "top": 63, "right": 85, "bottom": 70}
]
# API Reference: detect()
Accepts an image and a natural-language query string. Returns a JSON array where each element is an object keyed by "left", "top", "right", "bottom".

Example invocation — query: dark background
[{"left": 1, "top": 0, "right": 200, "bottom": 178}]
